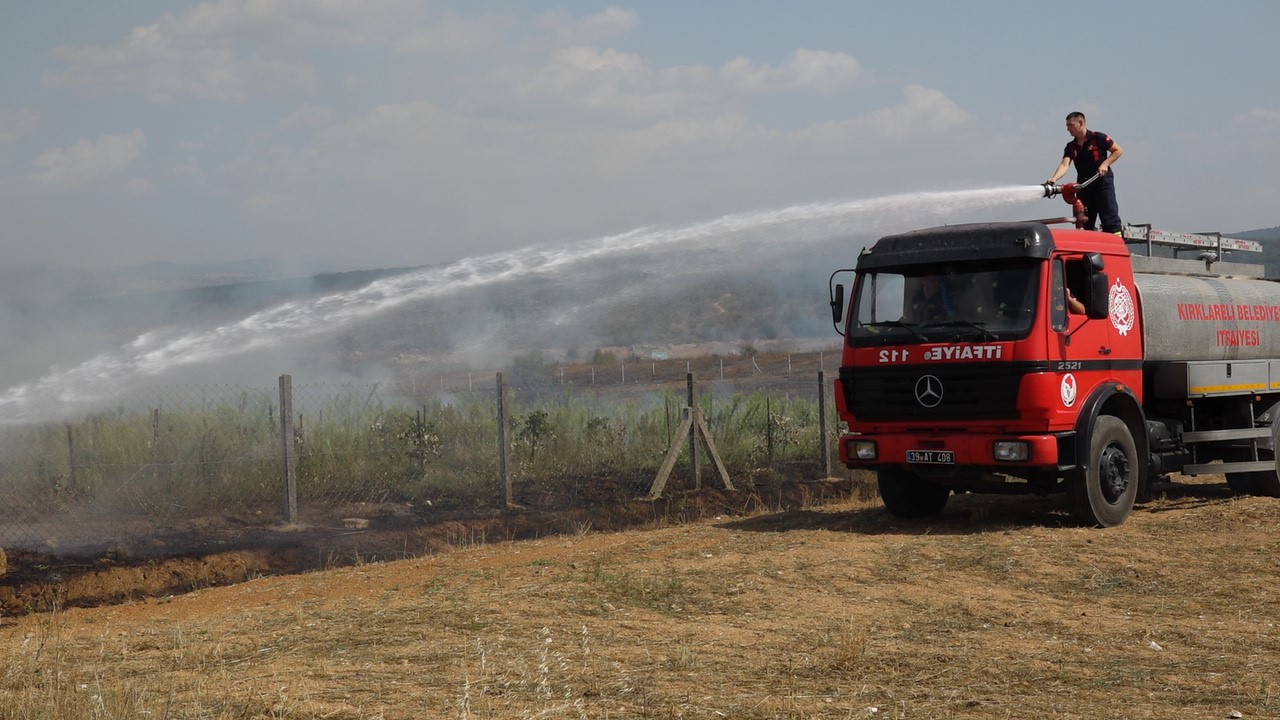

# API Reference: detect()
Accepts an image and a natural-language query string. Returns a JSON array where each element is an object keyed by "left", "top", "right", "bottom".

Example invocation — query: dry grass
[{"left": 2, "top": 477, "right": 1279, "bottom": 719}]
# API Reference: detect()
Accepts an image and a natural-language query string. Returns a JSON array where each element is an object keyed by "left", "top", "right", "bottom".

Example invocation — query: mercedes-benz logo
[{"left": 914, "top": 374, "right": 944, "bottom": 408}]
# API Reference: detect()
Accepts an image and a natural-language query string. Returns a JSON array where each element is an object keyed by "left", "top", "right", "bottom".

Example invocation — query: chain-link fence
[{"left": 0, "top": 351, "right": 841, "bottom": 558}]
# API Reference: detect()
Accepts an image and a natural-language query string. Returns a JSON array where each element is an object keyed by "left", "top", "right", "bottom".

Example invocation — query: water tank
[{"left": 1137, "top": 273, "right": 1280, "bottom": 362}]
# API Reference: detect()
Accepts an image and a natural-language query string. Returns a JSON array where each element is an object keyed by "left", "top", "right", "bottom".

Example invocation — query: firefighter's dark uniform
[{"left": 1064, "top": 130, "right": 1122, "bottom": 233}]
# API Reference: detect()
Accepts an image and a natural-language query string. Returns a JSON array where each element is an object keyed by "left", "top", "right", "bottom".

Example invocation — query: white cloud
[
  {"left": 1234, "top": 106, "right": 1280, "bottom": 127},
  {"left": 169, "top": 0, "right": 420, "bottom": 47},
  {"left": 0, "top": 107, "right": 40, "bottom": 143},
  {"left": 44, "top": 23, "right": 315, "bottom": 104},
  {"left": 124, "top": 177, "right": 155, "bottom": 195},
  {"left": 279, "top": 103, "right": 332, "bottom": 129},
  {"left": 721, "top": 49, "right": 862, "bottom": 93},
  {"left": 519, "top": 46, "right": 710, "bottom": 118},
  {"left": 394, "top": 11, "right": 513, "bottom": 55},
  {"left": 865, "top": 84, "right": 970, "bottom": 138},
  {"left": 33, "top": 129, "right": 145, "bottom": 188},
  {"left": 40, "top": 0, "right": 416, "bottom": 103},
  {"left": 802, "top": 84, "right": 970, "bottom": 145},
  {"left": 167, "top": 157, "right": 205, "bottom": 178},
  {"left": 537, "top": 6, "right": 639, "bottom": 45}
]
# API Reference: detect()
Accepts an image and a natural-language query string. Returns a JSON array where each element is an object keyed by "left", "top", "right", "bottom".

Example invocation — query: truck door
[{"left": 1050, "top": 256, "right": 1113, "bottom": 410}]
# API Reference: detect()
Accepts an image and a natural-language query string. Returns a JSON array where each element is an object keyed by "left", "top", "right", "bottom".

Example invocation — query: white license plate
[{"left": 906, "top": 450, "right": 954, "bottom": 464}]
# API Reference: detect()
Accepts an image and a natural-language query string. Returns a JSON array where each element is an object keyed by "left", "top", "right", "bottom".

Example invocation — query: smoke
[{"left": 0, "top": 185, "right": 1045, "bottom": 424}]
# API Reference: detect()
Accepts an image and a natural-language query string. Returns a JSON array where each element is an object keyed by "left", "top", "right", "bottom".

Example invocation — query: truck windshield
[{"left": 848, "top": 259, "right": 1040, "bottom": 345}]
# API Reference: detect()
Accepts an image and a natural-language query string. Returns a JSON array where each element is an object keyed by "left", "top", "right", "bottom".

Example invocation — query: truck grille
[{"left": 839, "top": 363, "right": 1046, "bottom": 421}]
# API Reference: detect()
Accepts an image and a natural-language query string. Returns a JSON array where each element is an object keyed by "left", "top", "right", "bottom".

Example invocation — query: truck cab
[{"left": 831, "top": 221, "right": 1280, "bottom": 526}]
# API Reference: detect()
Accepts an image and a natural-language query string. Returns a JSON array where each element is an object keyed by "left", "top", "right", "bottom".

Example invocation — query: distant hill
[{"left": 1234, "top": 227, "right": 1280, "bottom": 241}]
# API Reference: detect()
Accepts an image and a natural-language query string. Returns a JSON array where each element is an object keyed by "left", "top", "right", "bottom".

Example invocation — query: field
[{"left": 2, "top": 473, "right": 1279, "bottom": 719}]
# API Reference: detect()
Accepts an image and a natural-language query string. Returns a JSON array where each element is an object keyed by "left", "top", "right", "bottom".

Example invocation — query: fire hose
[{"left": 1041, "top": 174, "right": 1099, "bottom": 228}]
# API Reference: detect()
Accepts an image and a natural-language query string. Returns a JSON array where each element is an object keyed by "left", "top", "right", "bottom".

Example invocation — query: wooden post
[
  {"left": 818, "top": 370, "right": 831, "bottom": 479},
  {"left": 649, "top": 405, "right": 734, "bottom": 499},
  {"left": 766, "top": 396, "right": 774, "bottom": 465},
  {"left": 416, "top": 407, "right": 427, "bottom": 477},
  {"left": 497, "top": 372, "right": 513, "bottom": 506},
  {"left": 693, "top": 407, "right": 734, "bottom": 492},
  {"left": 686, "top": 372, "right": 701, "bottom": 489},
  {"left": 649, "top": 408, "right": 695, "bottom": 500},
  {"left": 152, "top": 408, "right": 161, "bottom": 483},
  {"left": 65, "top": 424, "right": 76, "bottom": 491},
  {"left": 278, "top": 374, "right": 298, "bottom": 525}
]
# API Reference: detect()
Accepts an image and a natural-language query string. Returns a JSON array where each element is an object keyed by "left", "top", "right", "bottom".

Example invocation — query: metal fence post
[{"left": 279, "top": 374, "right": 298, "bottom": 524}]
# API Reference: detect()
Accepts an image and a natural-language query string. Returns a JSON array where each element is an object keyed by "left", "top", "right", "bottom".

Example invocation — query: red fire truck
[{"left": 829, "top": 219, "right": 1280, "bottom": 526}]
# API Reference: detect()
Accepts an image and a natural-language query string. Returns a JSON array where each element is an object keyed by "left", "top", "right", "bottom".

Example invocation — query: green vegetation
[{"left": 0, "top": 384, "right": 835, "bottom": 536}]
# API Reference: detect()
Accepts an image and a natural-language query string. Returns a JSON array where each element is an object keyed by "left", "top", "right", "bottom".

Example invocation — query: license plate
[{"left": 906, "top": 450, "right": 954, "bottom": 464}]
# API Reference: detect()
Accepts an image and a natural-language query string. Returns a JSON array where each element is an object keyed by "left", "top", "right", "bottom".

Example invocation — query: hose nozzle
[{"left": 1042, "top": 173, "right": 1098, "bottom": 201}]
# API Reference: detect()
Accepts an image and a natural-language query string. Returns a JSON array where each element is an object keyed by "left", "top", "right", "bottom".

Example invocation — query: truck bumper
[{"left": 838, "top": 432, "right": 1066, "bottom": 470}]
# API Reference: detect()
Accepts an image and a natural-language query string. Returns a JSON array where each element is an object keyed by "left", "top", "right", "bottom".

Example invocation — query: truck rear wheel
[
  {"left": 878, "top": 468, "right": 950, "bottom": 519},
  {"left": 1069, "top": 416, "right": 1139, "bottom": 527}
]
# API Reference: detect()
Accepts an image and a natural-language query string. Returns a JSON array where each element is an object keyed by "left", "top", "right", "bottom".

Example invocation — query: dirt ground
[
  {"left": 3, "top": 473, "right": 1279, "bottom": 719},
  {"left": 0, "top": 470, "right": 855, "bottom": 618}
]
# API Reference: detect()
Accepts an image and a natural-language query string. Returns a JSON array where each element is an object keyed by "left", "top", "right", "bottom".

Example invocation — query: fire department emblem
[
  {"left": 1060, "top": 373, "right": 1078, "bottom": 407},
  {"left": 1109, "top": 279, "right": 1135, "bottom": 336}
]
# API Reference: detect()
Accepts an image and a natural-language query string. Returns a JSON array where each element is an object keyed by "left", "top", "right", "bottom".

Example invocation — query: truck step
[
  {"left": 1181, "top": 427, "right": 1270, "bottom": 443},
  {"left": 1182, "top": 460, "right": 1274, "bottom": 476}
]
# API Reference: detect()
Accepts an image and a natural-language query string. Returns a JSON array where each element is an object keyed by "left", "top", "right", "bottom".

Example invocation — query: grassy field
[{"left": 2, "top": 475, "right": 1278, "bottom": 719}]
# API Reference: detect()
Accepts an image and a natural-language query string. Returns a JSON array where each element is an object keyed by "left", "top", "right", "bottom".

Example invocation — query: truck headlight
[
  {"left": 848, "top": 439, "right": 877, "bottom": 461},
  {"left": 993, "top": 441, "right": 1029, "bottom": 462}
]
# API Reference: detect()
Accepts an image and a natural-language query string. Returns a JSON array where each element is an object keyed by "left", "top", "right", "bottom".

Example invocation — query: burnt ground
[{"left": 0, "top": 467, "right": 866, "bottom": 618}]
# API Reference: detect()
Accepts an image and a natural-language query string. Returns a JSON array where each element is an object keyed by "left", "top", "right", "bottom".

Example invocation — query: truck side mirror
[
  {"left": 830, "top": 283, "right": 846, "bottom": 327},
  {"left": 1087, "top": 273, "right": 1109, "bottom": 320},
  {"left": 1086, "top": 252, "right": 1105, "bottom": 274}
]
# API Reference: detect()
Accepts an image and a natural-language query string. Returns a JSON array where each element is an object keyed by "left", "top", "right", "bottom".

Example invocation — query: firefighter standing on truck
[{"left": 1047, "top": 111, "right": 1125, "bottom": 233}]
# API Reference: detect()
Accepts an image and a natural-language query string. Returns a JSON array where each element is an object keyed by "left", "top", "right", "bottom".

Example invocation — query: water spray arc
[{"left": 0, "top": 185, "right": 1047, "bottom": 424}]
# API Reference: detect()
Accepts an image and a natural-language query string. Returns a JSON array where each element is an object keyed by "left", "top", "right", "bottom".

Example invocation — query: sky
[{"left": 1, "top": 1, "right": 1278, "bottom": 271}]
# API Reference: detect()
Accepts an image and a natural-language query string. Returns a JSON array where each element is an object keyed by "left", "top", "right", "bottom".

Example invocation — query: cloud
[
  {"left": 394, "top": 11, "right": 514, "bottom": 55},
  {"left": 865, "top": 84, "right": 970, "bottom": 137},
  {"left": 537, "top": 6, "right": 639, "bottom": 45},
  {"left": 801, "top": 84, "right": 970, "bottom": 145},
  {"left": 0, "top": 107, "right": 40, "bottom": 143},
  {"left": 279, "top": 103, "right": 332, "bottom": 129},
  {"left": 721, "top": 49, "right": 863, "bottom": 93},
  {"left": 518, "top": 45, "right": 861, "bottom": 124},
  {"left": 40, "top": 0, "right": 418, "bottom": 103},
  {"left": 167, "top": 0, "right": 420, "bottom": 47},
  {"left": 1234, "top": 106, "right": 1280, "bottom": 127},
  {"left": 33, "top": 129, "right": 145, "bottom": 188},
  {"left": 519, "top": 46, "right": 711, "bottom": 118},
  {"left": 44, "top": 23, "right": 315, "bottom": 104}
]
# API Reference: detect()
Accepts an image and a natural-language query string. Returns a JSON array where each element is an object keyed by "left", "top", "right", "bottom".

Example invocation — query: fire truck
[{"left": 829, "top": 196, "right": 1280, "bottom": 526}]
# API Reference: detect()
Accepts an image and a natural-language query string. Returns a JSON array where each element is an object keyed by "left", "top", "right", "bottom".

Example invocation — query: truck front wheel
[
  {"left": 1069, "top": 415, "right": 1139, "bottom": 527},
  {"left": 878, "top": 468, "right": 950, "bottom": 519}
]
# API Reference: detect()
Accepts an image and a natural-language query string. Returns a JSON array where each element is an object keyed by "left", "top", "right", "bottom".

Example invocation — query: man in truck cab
[
  {"left": 1047, "top": 111, "right": 1125, "bottom": 233},
  {"left": 907, "top": 272, "right": 954, "bottom": 323}
]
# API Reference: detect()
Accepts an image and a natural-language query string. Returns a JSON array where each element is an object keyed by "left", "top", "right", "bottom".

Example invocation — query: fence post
[
  {"left": 279, "top": 374, "right": 298, "bottom": 524},
  {"left": 497, "top": 372, "right": 513, "bottom": 506},
  {"left": 766, "top": 396, "right": 774, "bottom": 464},
  {"left": 65, "top": 424, "right": 76, "bottom": 491},
  {"left": 416, "top": 406, "right": 427, "bottom": 477},
  {"left": 818, "top": 370, "right": 831, "bottom": 479},
  {"left": 152, "top": 408, "right": 161, "bottom": 484},
  {"left": 687, "top": 372, "right": 701, "bottom": 489}
]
